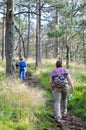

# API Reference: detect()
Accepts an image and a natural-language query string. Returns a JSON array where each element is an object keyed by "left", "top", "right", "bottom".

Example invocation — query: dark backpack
[{"left": 53, "top": 75, "right": 68, "bottom": 88}]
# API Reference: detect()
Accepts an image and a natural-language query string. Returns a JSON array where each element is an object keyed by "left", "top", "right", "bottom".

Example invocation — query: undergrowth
[
  {"left": 0, "top": 77, "right": 45, "bottom": 130},
  {"left": 0, "top": 60, "right": 86, "bottom": 130},
  {"left": 35, "top": 61, "right": 86, "bottom": 120}
]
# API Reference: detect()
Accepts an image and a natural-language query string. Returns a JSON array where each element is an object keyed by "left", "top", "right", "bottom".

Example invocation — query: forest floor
[{"left": 24, "top": 77, "right": 86, "bottom": 130}]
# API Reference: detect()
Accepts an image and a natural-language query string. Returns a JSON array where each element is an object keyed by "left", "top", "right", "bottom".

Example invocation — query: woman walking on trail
[
  {"left": 19, "top": 57, "right": 27, "bottom": 80},
  {"left": 50, "top": 60, "right": 74, "bottom": 123}
]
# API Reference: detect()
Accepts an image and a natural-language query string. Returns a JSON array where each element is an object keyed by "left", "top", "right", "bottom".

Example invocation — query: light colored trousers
[{"left": 53, "top": 86, "right": 68, "bottom": 120}]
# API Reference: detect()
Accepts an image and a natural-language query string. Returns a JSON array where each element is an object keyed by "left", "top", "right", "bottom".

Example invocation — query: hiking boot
[
  {"left": 55, "top": 119, "right": 62, "bottom": 124},
  {"left": 62, "top": 114, "right": 67, "bottom": 119}
]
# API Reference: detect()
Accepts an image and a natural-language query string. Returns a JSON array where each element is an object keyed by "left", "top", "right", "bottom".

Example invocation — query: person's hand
[
  {"left": 70, "top": 87, "right": 74, "bottom": 93},
  {"left": 51, "top": 90, "right": 54, "bottom": 94},
  {"left": 50, "top": 87, "right": 54, "bottom": 94}
]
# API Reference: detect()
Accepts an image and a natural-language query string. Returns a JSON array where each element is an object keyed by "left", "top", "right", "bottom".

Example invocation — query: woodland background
[
  {"left": 0, "top": 0, "right": 86, "bottom": 130},
  {"left": 0, "top": 0, "right": 86, "bottom": 75}
]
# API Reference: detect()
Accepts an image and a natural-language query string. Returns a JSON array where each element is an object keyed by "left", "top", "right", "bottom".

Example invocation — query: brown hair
[
  {"left": 20, "top": 57, "right": 23, "bottom": 61},
  {"left": 56, "top": 60, "right": 62, "bottom": 68}
]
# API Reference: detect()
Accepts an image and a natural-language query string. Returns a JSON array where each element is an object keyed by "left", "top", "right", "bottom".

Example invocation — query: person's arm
[
  {"left": 67, "top": 74, "right": 74, "bottom": 93},
  {"left": 50, "top": 77, "right": 54, "bottom": 93},
  {"left": 18, "top": 62, "right": 20, "bottom": 69},
  {"left": 24, "top": 61, "right": 27, "bottom": 71},
  {"left": 24, "top": 61, "right": 27, "bottom": 67}
]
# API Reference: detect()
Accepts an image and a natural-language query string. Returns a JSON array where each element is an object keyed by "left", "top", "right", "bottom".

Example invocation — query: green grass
[
  {"left": 0, "top": 60, "right": 86, "bottom": 130},
  {"left": 0, "top": 60, "right": 6, "bottom": 68},
  {"left": 35, "top": 105, "right": 56, "bottom": 130},
  {"left": 0, "top": 71, "right": 5, "bottom": 78},
  {"left": 0, "top": 77, "right": 45, "bottom": 130},
  {"left": 36, "top": 71, "right": 50, "bottom": 89},
  {"left": 35, "top": 61, "right": 86, "bottom": 120}
]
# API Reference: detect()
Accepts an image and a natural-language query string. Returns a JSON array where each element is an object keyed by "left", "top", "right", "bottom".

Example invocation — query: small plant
[
  {"left": 0, "top": 72, "right": 5, "bottom": 78},
  {"left": 68, "top": 84, "right": 86, "bottom": 119},
  {"left": 35, "top": 105, "right": 56, "bottom": 129}
]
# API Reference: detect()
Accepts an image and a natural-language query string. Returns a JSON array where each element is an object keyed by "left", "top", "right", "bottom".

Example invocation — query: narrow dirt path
[
  {"left": 24, "top": 77, "right": 86, "bottom": 130},
  {"left": 48, "top": 114, "right": 86, "bottom": 130}
]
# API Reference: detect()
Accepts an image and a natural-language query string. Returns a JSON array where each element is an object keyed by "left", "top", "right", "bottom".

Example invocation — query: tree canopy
[{"left": 0, "top": 0, "right": 86, "bottom": 75}]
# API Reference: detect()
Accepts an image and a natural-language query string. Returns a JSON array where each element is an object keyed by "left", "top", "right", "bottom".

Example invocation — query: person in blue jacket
[{"left": 19, "top": 57, "right": 27, "bottom": 80}]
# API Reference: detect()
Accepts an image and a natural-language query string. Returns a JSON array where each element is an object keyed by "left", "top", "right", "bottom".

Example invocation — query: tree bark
[
  {"left": 66, "top": 44, "right": 70, "bottom": 69},
  {"left": 19, "top": 5, "right": 22, "bottom": 59},
  {"left": 36, "top": 0, "right": 41, "bottom": 67},
  {"left": 2, "top": 0, "right": 6, "bottom": 60},
  {"left": 54, "top": 9, "right": 59, "bottom": 58},
  {"left": 26, "top": 5, "right": 30, "bottom": 58},
  {"left": 5, "top": 0, "right": 15, "bottom": 76},
  {"left": 82, "top": 25, "right": 86, "bottom": 64}
]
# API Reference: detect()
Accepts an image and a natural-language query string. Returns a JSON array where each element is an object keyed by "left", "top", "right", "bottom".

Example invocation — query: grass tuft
[{"left": 0, "top": 78, "right": 45, "bottom": 130}]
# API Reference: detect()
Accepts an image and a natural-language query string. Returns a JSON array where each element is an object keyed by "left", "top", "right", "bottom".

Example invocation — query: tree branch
[
  {"left": 14, "top": 11, "right": 37, "bottom": 16},
  {"left": 0, "top": 12, "right": 6, "bottom": 15},
  {"left": 15, "top": 25, "right": 26, "bottom": 57},
  {"left": 0, "top": 2, "right": 5, "bottom": 7}
]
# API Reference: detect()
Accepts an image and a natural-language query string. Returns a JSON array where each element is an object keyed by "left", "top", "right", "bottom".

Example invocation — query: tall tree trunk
[
  {"left": 54, "top": 9, "right": 59, "bottom": 58},
  {"left": 15, "top": 25, "right": 25, "bottom": 59},
  {"left": 66, "top": 44, "right": 70, "bottom": 69},
  {"left": 82, "top": 25, "right": 86, "bottom": 64},
  {"left": 26, "top": 5, "right": 30, "bottom": 58},
  {"left": 5, "top": 0, "right": 15, "bottom": 76},
  {"left": 19, "top": 5, "right": 22, "bottom": 59},
  {"left": 36, "top": 0, "right": 41, "bottom": 67},
  {"left": 61, "top": 37, "right": 64, "bottom": 61},
  {"left": 45, "top": 42, "right": 48, "bottom": 59},
  {"left": 2, "top": 0, "right": 6, "bottom": 60},
  {"left": 22, "top": 37, "right": 26, "bottom": 58},
  {"left": 39, "top": 1, "right": 41, "bottom": 63}
]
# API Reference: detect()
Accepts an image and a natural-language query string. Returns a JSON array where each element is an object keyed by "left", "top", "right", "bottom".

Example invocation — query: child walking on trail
[
  {"left": 19, "top": 57, "right": 27, "bottom": 80},
  {"left": 50, "top": 60, "right": 74, "bottom": 124}
]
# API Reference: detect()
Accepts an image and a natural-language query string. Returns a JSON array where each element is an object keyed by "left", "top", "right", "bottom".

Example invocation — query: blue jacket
[{"left": 19, "top": 61, "right": 26, "bottom": 71}]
